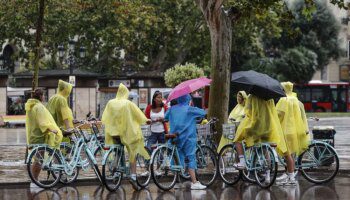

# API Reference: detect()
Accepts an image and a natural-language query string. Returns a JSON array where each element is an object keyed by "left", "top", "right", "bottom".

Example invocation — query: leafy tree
[{"left": 164, "top": 63, "right": 205, "bottom": 87}]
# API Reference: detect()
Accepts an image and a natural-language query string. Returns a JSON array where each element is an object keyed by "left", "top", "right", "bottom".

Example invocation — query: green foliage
[{"left": 164, "top": 63, "right": 204, "bottom": 87}]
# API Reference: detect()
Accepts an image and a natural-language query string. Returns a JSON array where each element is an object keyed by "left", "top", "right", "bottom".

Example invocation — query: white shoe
[
  {"left": 140, "top": 171, "right": 150, "bottom": 177},
  {"left": 225, "top": 167, "right": 236, "bottom": 173},
  {"left": 276, "top": 173, "right": 288, "bottom": 182},
  {"left": 191, "top": 181, "right": 206, "bottom": 190},
  {"left": 264, "top": 173, "right": 271, "bottom": 183},
  {"left": 233, "top": 162, "right": 246, "bottom": 170},
  {"left": 154, "top": 170, "right": 163, "bottom": 176},
  {"left": 277, "top": 177, "right": 297, "bottom": 186}
]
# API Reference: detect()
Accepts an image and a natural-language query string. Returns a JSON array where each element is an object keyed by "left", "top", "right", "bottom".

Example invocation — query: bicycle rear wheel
[
  {"left": 218, "top": 144, "right": 241, "bottom": 185},
  {"left": 253, "top": 145, "right": 278, "bottom": 188},
  {"left": 150, "top": 146, "right": 177, "bottom": 191},
  {"left": 196, "top": 145, "right": 218, "bottom": 186},
  {"left": 298, "top": 143, "right": 339, "bottom": 184},
  {"left": 136, "top": 153, "right": 151, "bottom": 188},
  {"left": 27, "top": 146, "right": 62, "bottom": 188},
  {"left": 102, "top": 147, "right": 123, "bottom": 191}
]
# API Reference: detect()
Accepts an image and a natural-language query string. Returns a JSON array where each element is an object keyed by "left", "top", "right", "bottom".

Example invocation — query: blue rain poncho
[{"left": 165, "top": 94, "right": 206, "bottom": 169}]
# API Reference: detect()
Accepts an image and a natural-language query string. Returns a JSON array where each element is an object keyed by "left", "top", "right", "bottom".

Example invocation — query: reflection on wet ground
[{"left": 0, "top": 176, "right": 349, "bottom": 200}]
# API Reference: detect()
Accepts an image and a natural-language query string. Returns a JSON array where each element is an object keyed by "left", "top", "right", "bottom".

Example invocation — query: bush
[{"left": 164, "top": 63, "right": 205, "bottom": 87}]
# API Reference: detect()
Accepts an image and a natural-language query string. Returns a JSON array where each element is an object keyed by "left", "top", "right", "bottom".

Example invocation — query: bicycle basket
[
  {"left": 196, "top": 124, "right": 211, "bottom": 139},
  {"left": 222, "top": 124, "right": 236, "bottom": 140},
  {"left": 141, "top": 125, "right": 151, "bottom": 137}
]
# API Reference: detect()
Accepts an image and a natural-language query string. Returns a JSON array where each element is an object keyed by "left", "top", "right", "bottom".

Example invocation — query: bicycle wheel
[
  {"left": 196, "top": 145, "right": 218, "bottom": 186},
  {"left": 136, "top": 153, "right": 151, "bottom": 188},
  {"left": 150, "top": 146, "right": 177, "bottom": 191},
  {"left": 218, "top": 144, "right": 241, "bottom": 185},
  {"left": 298, "top": 143, "right": 339, "bottom": 184},
  {"left": 253, "top": 145, "right": 278, "bottom": 188},
  {"left": 242, "top": 147, "right": 256, "bottom": 184},
  {"left": 27, "top": 146, "right": 62, "bottom": 188},
  {"left": 102, "top": 147, "right": 123, "bottom": 191},
  {"left": 55, "top": 144, "right": 79, "bottom": 184}
]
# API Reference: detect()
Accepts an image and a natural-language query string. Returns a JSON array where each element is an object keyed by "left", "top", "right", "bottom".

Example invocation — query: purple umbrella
[{"left": 167, "top": 77, "right": 212, "bottom": 102}]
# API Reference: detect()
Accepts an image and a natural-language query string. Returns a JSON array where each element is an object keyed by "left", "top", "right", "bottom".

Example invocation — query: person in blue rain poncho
[{"left": 164, "top": 94, "right": 207, "bottom": 190}]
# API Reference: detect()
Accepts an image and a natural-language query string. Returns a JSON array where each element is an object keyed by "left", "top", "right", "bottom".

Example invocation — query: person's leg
[
  {"left": 146, "top": 132, "right": 158, "bottom": 152},
  {"left": 32, "top": 162, "right": 41, "bottom": 180},
  {"left": 235, "top": 142, "right": 246, "bottom": 168}
]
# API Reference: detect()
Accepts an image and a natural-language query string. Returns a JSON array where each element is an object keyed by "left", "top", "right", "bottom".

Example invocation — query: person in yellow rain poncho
[
  {"left": 46, "top": 80, "right": 74, "bottom": 142},
  {"left": 275, "top": 82, "right": 310, "bottom": 185},
  {"left": 25, "top": 89, "right": 63, "bottom": 186},
  {"left": 233, "top": 94, "right": 287, "bottom": 173},
  {"left": 217, "top": 91, "right": 247, "bottom": 153},
  {"left": 102, "top": 83, "right": 150, "bottom": 190}
]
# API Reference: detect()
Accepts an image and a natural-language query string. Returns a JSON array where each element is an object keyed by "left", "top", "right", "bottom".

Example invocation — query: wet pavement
[
  {"left": 0, "top": 174, "right": 349, "bottom": 200},
  {"left": 0, "top": 117, "right": 349, "bottom": 199}
]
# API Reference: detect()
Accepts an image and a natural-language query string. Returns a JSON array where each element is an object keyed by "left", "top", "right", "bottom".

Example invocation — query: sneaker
[
  {"left": 277, "top": 177, "right": 296, "bottom": 186},
  {"left": 154, "top": 170, "right": 163, "bottom": 176},
  {"left": 233, "top": 163, "right": 246, "bottom": 170},
  {"left": 140, "top": 171, "right": 150, "bottom": 177},
  {"left": 264, "top": 172, "right": 271, "bottom": 183},
  {"left": 129, "top": 176, "right": 141, "bottom": 191},
  {"left": 191, "top": 181, "right": 206, "bottom": 190},
  {"left": 276, "top": 173, "right": 288, "bottom": 182},
  {"left": 225, "top": 167, "right": 236, "bottom": 173}
]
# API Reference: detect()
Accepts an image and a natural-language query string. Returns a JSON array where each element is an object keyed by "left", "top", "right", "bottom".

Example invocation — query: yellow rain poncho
[
  {"left": 234, "top": 94, "right": 287, "bottom": 154},
  {"left": 25, "top": 98, "right": 62, "bottom": 148},
  {"left": 102, "top": 83, "right": 150, "bottom": 161},
  {"left": 276, "top": 82, "right": 310, "bottom": 156},
  {"left": 218, "top": 91, "right": 247, "bottom": 152},
  {"left": 47, "top": 80, "right": 74, "bottom": 142}
]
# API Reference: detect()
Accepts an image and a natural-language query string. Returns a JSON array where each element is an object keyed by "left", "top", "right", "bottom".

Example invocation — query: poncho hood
[
  {"left": 116, "top": 83, "right": 129, "bottom": 100},
  {"left": 176, "top": 94, "right": 191, "bottom": 105},
  {"left": 57, "top": 80, "right": 72, "bottom": 98},
  {"left": 281, "top": 82, "right": 293, "bottom": 96},
  {"left": 237, "top": 91, "right": 248, "bottom": 106},
  {"left": 25, "top": 99, "right": 40, "bottom": 111}
]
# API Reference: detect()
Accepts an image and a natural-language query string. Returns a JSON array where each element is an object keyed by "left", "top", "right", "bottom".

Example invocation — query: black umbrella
[{"left": 231, "top": 70, "right": 286, "bottom": 100}]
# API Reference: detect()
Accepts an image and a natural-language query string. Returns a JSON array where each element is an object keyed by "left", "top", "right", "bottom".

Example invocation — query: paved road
[{"left": 1, "top": 174, "right": 350, "bottom": 200}]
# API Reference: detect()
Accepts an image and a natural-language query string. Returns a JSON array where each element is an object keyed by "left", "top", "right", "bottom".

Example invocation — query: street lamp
[{"left": 58, "top": 41, "right": 86, "bottom": 110}]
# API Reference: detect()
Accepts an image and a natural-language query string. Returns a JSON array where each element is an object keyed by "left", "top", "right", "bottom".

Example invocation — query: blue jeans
[{"left": 146, "top": 131, "right": 165, "bottom": 152}]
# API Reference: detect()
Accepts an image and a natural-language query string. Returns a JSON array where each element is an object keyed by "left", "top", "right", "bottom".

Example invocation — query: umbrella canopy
[
  {"left": 231, "top": 70, "right": 285, "bottom": 100},
  {"left": 167, "top": 77, "right": 211, "bottom": 102}
]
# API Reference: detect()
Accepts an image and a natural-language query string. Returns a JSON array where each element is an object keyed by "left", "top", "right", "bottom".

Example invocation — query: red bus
[{"left": 294, "top": 81, "right": 350, "bottom": 112}]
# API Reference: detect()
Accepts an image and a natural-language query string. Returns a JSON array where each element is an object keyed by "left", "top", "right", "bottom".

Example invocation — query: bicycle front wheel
[
  {"left": 298, "top": 143, "right": 339, "bottom": 184},
  {"left": 218, "top": 144, "right": 241, "bottom": 185},
  {"left": 150, "top": 146, "right": 177, "bottom": 191},
  {"left": 196, "top": 145, "right": 218, "bottom": 186},
  {"left": 253, "top": 145, "right": 278, "bottom": 188},
  {"left": 27, "top": 146, "right": 62, "bottom": 188},
  {"left": 136, "top": 153, "right": 151, "bottom": 188},
  {"left": 102, "top": 148, "right": 123, "bottom": 191}
]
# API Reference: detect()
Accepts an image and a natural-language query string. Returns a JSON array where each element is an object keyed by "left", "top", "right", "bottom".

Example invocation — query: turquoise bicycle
[
  {"left": 277, "top": 139, "right": 339, "bottom": 184},
  {"left": 26, "top": 122, "right": 103, "bottom": 188},
  {"left": 101, "top": 125, "right": 152, "bottom": 191},
  {"left": 218, "top": 122, "right": 279, "bottom": 188},
  {"left": 150, "top": 131, "right": 218, "bottom": 191}
]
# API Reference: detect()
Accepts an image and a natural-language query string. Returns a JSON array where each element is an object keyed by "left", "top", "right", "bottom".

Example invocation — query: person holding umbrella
[
  {"left": 217, "top": 91, "right": 247, "bottom": 153},
  {"left": 275, "top": 82, "right": 310, "bottom": 185}
]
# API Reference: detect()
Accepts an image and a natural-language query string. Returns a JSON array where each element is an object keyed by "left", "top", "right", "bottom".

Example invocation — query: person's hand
[
  {"left": 146, "top": 119, "right": 152, "bottom": 125},
  {"left": 157, "top": 117, "right": 164, "bottom": 122}
]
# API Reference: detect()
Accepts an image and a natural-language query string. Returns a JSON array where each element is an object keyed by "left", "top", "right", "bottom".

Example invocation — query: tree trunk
[
  {"left": 31, "top": 0, "right": 45, "bottom": 96},
  {"left": 196, "top": 0, "right": 232, "bottom": 142}
]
